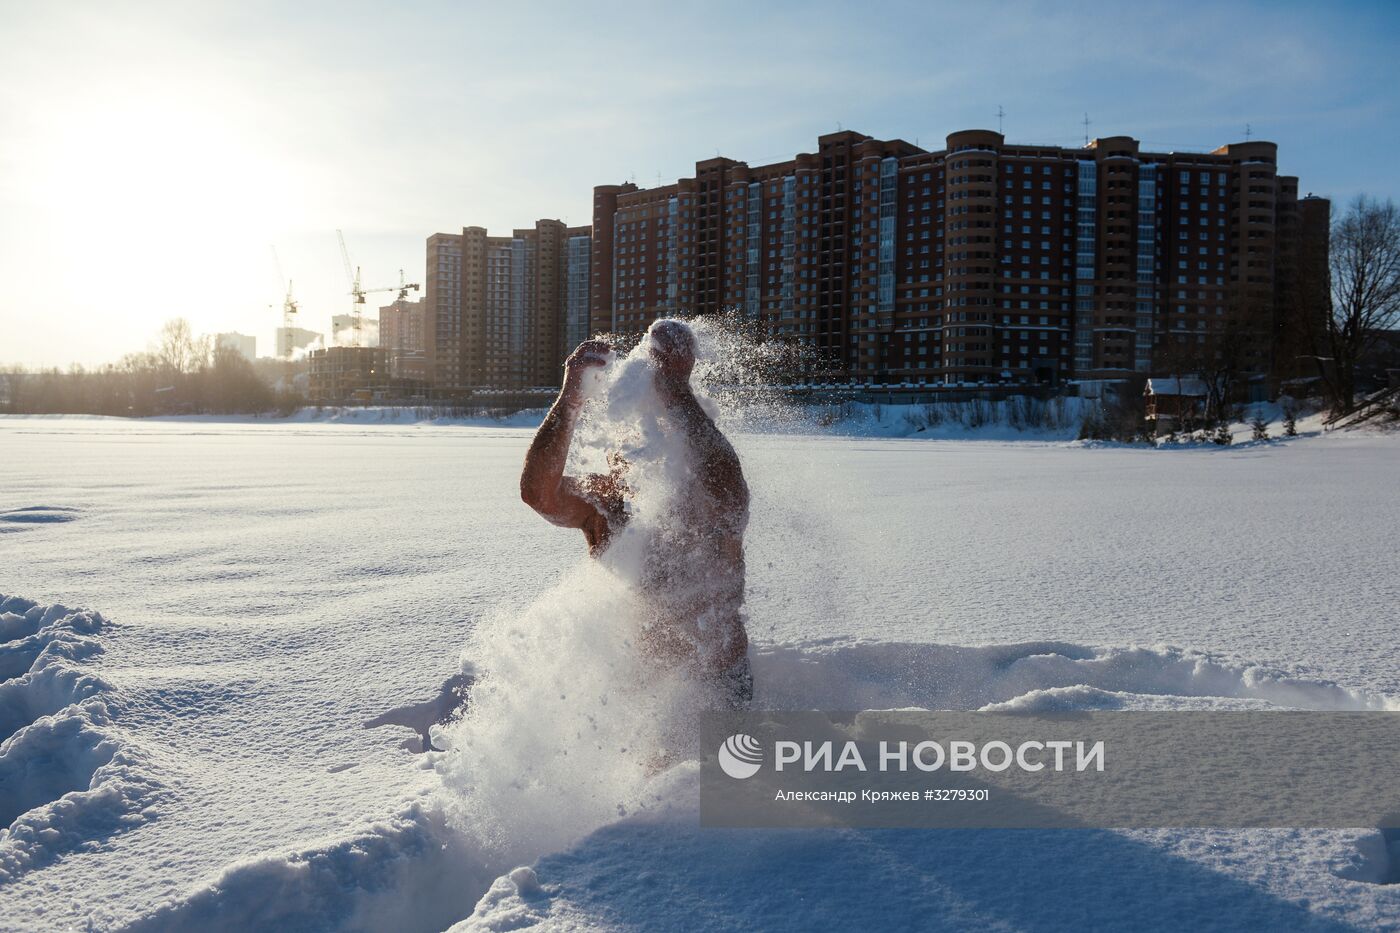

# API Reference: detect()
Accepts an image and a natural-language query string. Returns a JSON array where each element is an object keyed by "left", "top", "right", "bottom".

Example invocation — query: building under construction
[
  {"left": 307, "top": 346, "right": 390, "bottom": 403},
  {"left": 379, "top": 298, "right": 430, "bottom": 382}
]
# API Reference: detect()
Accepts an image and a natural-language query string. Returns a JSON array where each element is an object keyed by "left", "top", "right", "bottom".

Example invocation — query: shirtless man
[{"left": 519, "top": 320, "right": 752, "bottom": 708}]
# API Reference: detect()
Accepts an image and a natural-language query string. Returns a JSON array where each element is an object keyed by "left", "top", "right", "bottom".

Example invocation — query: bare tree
[
  {"left": 155, "top": 318, "right": 210, "bottom": 376},
  {"left": 3, "top": 320, "right": 286, "bottom": 416},
  {"left": 1313, "top": 196, "right": 1400, "bottom": 412},
  {"left": 1197, "top": 312, "right": 1257, "bottom": 425},
  {"left": 1154, "top": 297, "right": 1265, "bottom": 428}
]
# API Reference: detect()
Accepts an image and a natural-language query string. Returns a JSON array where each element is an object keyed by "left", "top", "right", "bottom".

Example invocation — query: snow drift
[
  {"left": 754, "top": 639, "right": 1400, "bottom": 713},
  {"left": 0, "top": 595, "right": 163, "bottom": 883},
  {"left": 45, "top": 625, "right": 1400, "bottom": 931},
  {"left": 450, "top": 639, "right": 1400, "bottom": 932}
]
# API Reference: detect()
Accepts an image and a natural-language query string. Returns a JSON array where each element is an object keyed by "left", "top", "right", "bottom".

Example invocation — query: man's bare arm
[{"left": 520, "top": 341, "right": 611, "bottom": 528}]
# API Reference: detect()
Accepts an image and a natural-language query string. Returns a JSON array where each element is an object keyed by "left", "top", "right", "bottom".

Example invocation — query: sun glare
[{"left": 29, "top": 86, "right": 307, "bottom": 355}]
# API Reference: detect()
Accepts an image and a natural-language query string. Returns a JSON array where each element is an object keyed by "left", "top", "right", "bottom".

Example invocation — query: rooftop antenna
[
  {"left": 1082, "top": 113, "right": 1091, "bottom": 147},
  {"left": 997, "top": 105, "right": 1005, "bottom": 135},
  {"left": 1245, "top": 122, "right": 1252, "bottom": 141}
]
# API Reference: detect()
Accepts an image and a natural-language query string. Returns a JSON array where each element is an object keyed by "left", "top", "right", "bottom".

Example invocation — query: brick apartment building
[
  {"left": 426, "top": 220, "right": 591, "bottom": 391},
  {"left": 378, "top": 298, "right": 429, "bottom": 381},
  {"left": 590, "top": 129, "right": 1330, "bottom": 393}
]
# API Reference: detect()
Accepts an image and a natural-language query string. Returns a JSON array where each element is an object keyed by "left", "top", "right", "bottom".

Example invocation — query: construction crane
[
  {"left": 359, "top": 269, "right": 421, "bottom": 306},
  {"left": 337, "top": 229, "right": 420, "bottom": 348},
  {"left": 270, "top": 246, "right": 299, "bottom": 360}
]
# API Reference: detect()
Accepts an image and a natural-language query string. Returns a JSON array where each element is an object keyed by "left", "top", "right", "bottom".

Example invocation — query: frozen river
[{"left": 1, "top": 415, "right": 1398, "bottom": 931}]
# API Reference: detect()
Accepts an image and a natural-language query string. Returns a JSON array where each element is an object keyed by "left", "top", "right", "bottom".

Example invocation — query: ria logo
[{"left": 718, "top": 733, "right": 763, "bottom": 779}]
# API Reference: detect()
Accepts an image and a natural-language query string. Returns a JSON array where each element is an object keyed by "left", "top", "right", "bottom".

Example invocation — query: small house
[{"left": 1145, "top": 376, "right": 1210, "bottom": 432}]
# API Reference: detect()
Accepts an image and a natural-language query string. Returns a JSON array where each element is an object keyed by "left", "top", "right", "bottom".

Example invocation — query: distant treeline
[{"left": 2, "top": 319, "right": 301, "bottom": 417}]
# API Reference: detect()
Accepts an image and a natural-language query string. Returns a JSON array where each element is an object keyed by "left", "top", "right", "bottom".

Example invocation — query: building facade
[
  {"left": 566, "top": 232, "right": 593, "bottom": 353},
  {"left": 590, "top": 129, "right": 1329, "bottom": 391},
  {"left": 274, "top": 326, "right": 322, "bottom": 359},
  {"left": 1272, "top": 192, "right": 1331, "bottom": 388},
  {"left": 425, "top": 221, "right": 592, "bottom": 390},
  {"left": 215, "top": 332, "right": 256, "bottom": 361},
  {"left": 378, "top": 298, "right": 430, "bottom": 382},
  {"left": 307, "top": 346, "right": 389, "bottom": 403},
  {"left": 330, "top": 313, "right": 380, "bottom": 348}
]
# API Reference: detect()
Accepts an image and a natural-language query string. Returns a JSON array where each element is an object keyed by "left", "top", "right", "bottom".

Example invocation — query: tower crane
[
  {"left": 359, "top": 269, "right": 421, "bottom": 302},
  {"left": 337, "top": 229, "right": 420, "bottom": 348},
  {"left": 271, "top": 246, "right": 299, "bottom": 360}
]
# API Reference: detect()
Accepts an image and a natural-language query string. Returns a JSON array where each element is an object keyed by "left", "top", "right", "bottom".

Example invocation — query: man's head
[{"left": 647, "top": 319, "right": 697, "bottom": 383}]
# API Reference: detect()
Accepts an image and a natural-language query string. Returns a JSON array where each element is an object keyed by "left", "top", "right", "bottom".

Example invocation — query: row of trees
[{"left": 3, "top": 320, "right": 299, "bottom": 416}]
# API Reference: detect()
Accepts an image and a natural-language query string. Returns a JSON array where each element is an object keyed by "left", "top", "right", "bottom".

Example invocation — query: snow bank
[
  {"left": 0, "top": 407, "right": 548, "bottom": 429},
  {"left": 0, "top": 595, "right": 163, "bottom": 882},
  {"left": 124, "top": 801, "right": 499, "bottom": 933},
  {"left": 87, "top": 627, "right": 1400, "bottom": 931},
  {"left": 1, "top": 396, "right": 1353, "bottom": 445},
  {"left": 266, "top": 407, "right": 546, "bottom": 429},
  {"left": 1, "top": 394, "right": 1094, "bottom": 441},
  {"left": 808, "top": 396, "right": 1094, "bottom": 440},
  {"left": 754, "top": 640, "right": 1400, "bottom": 712},
  {"left": 454, "top": 637, "right": 1400, "bottom": 932},
  {"left": 435, "top": 632, "right": 1400, "bottom": 931},
  {"left": 458, "top": 809, "right": 1396, "bottom": 932}
]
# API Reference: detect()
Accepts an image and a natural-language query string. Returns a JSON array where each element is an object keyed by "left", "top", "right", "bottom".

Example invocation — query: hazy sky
[{"left": 2, "top": 0, "right": 1397, "bottom": 368}]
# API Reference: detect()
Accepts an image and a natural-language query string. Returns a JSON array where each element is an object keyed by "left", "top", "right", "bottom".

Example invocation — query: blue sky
[{"left": 2, "top": 0, "right": 1397, "bottom": 367}]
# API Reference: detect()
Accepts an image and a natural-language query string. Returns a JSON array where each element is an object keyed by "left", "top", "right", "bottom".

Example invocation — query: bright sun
[{"left": 25, "top": 85, "right": 308, "bottom": 356}]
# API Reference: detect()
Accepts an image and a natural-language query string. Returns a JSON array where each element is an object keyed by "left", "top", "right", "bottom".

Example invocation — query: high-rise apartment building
[
  {"left": 1272, "top": 191, "right": 1332, "bottom": 387},
  {"left": 215, "top": 332, "right": 256, "bottom": 361},
  {"left": 591, "top": 129, "right": 1329, "bottom": 391},
  {"left": 378, "top": 298, "right": 429, "bottom": 382},
  {"left": 426, "top": 221, "right": 592, "bottom": 390},
  {"left": 274, "top": 326, "right": 322, "bottom": 358},
  {"left": 330, "top": 313, "right": 379, "bottom": 348},
  {"left": 565, "top": 232, "right": 593, "bottom": 353}
]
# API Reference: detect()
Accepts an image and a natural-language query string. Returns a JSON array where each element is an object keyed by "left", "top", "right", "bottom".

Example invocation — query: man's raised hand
[{"left": 564, "top": 340, "right": 614, "bottom": 379}]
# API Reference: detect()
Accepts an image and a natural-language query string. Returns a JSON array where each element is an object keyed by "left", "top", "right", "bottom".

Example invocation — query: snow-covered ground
[{"left": 1, "top": 414, "right": 1398, "bottom": 931}]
